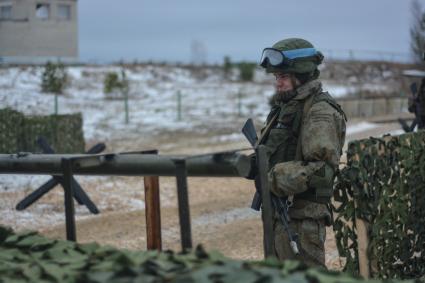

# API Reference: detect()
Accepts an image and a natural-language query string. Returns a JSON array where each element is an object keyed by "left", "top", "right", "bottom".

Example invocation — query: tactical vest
[{"left": 261, "top": 91, "right": 345, "bottom": 204}]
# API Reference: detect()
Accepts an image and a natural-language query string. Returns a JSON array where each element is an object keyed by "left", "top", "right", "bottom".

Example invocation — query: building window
[
  {"left": 0, "top": 5, "right": 12, "bottom": 20},
  {"left": 36, "top": 4, "right": 49, "bottom": 20},
  {"left": 57, "top": 4, "right": 70, "bottom": 20}
]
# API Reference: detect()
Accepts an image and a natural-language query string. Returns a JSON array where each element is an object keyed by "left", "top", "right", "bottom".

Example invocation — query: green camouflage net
[
  {"left": 332, "top": 131, "right": 425, "bottom": 279},
  {"left": 0, "top": 108, "right": 24, "bottom": 153},
  {"left": 0, "top": 108, "right": 85, "bottom": 154},
  {"left": 0, "top": 225, "right": 423, "bottom": 283}
]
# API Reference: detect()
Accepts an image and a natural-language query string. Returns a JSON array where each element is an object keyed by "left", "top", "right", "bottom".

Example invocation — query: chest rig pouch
[
  {"left": 262, "top": 100, "right": 303, "bottom": 170},
  {"left": 262, "top": 91, "right": 345, "bottom": 204}
]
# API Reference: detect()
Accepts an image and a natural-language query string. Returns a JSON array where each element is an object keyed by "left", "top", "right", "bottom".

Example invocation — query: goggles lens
[
  {"left": 260, "top": 48, "right": 284, "bottom": 66},
  {"left": 260, "top": 47, "right": 320, "bottom": 67}
]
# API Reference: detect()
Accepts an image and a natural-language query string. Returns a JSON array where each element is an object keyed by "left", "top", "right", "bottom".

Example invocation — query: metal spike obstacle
[{"left": 15, "top": 137, "right": 104, "bottom": 214}]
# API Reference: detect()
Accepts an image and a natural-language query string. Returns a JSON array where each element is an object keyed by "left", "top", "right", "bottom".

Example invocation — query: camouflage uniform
[
  {"left": 258, "top": 38, "right": 346, "bottom": 267},
  {"left": 264, "top": 80, "right": 346, "bottom": 267}
]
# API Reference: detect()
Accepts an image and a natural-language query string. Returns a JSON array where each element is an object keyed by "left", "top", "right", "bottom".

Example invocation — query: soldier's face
[{"left": 274, "top": 73, "right": 295, "bottom": 92}]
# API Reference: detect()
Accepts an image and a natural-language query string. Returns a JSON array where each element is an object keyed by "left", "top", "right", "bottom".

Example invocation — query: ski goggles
[{"left": 260, "top": 47, "right": 322, "bottom": 67}]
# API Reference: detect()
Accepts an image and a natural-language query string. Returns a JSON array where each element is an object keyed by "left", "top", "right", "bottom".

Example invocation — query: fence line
[{"left": 336, "top": 97, "right": 408, "bottom": 119}]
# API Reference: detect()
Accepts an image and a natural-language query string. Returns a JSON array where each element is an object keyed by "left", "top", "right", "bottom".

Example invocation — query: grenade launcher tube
[{"left": 0, "top": 153, "right": 251, "bottom": 177}]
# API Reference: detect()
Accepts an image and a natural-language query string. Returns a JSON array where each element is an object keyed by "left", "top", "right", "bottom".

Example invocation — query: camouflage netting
[
  {"left": 332, "top": 131, "right": 425, "bottom": 279},
  {"left": 0, "top": 225, "right": 423, "bottom": 283},
  {"left": 0, "top": 108, "right": 24, "bottom": 153},
  {"left": 0, "top": 108, "right": 85, "bottom": 154}
]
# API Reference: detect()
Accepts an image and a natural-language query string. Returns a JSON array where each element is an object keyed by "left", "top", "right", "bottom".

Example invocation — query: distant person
[
  {"left": 408, "top": 77, "right": 425, "bottom": 129},
  {"left": 254, "top": 38, "right": 346, "bottom": 267}
]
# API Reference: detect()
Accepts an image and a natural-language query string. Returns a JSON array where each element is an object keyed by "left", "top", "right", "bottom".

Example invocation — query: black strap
[{"left": 257, "top": 110, "right": 280, "bottom": 146}]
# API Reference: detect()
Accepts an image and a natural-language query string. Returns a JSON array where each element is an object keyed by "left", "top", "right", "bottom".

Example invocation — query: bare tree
[{"left": 410, "top": 0, "right": 425, "bottom": 64}]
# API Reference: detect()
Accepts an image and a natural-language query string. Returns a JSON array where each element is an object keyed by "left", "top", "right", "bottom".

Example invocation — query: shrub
[
  {"left": 237, "top": 62, "right": 256, "bottom": 82},
  {"left": 41, "top": 62, "right": 68, "bottom": 94},
  {"left": 103, "top": 70, "right": 129, "bottom": 98}
]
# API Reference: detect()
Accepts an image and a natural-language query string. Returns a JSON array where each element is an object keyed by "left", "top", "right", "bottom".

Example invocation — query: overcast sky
[{"left": 78, "top": 0, "right": 425, "bottom": 64}]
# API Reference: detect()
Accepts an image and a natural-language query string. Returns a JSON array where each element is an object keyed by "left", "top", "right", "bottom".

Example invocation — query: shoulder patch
[{"left": 313, "top": 92, "right": 347, "bottom": 121}]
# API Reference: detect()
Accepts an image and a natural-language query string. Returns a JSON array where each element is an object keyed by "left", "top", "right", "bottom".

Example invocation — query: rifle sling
[
  {"left": 256, "top": 111, "right": 279, "bottom": 147},
  {"left": 257, "top": 92, "right": 315, "bottom": 150}
]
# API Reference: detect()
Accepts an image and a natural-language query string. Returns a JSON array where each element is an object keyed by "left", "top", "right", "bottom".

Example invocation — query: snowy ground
[{"left": 0, "top": 65, "right": 388, "bottom": 142}]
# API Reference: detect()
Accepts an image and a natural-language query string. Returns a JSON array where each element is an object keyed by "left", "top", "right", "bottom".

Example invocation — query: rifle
[{"left": 242, "top": 118, "right": 299, "bottom": 255}]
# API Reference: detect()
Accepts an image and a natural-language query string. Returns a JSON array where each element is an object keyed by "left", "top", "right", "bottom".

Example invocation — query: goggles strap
[{"left": 260, "top": 47, "right": 322, "bottom": 68}]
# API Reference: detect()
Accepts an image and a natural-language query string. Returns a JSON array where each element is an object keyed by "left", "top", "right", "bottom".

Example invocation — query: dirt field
[{"left": 1, "top": 119, "right": 402, "bottom": 270}]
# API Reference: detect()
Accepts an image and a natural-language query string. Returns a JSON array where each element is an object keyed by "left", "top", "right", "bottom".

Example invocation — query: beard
[{"left": 273, "top": 89, "right": 298, "bottom": 104}]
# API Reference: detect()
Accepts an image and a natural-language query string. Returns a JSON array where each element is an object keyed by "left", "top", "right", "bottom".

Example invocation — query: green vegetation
[
  {"left": 103, "top": 70, "right": 129, "bottom": 97},
  {"left": 41, "top": 62, "right": 68, "bottom": 94},
  {"left": 237, "top": 62, "right": 256, "bottom": 82}
]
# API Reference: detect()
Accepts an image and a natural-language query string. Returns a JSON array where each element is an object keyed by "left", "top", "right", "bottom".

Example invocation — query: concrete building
[{"left": 0, "top": 0, "right": 78, "bottom": 64}]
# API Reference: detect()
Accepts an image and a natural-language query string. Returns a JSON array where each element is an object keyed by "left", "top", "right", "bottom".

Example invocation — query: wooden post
[
  {"left": 353, "top": 152, "right": 370, "bottom": 278},
  {"left": 142, "top": 149, "right": 162, "bottom": 251},
  {"left": 144, "top": 175, "right": 162, "bottom": 250},
  {"left": 355, "top": 203, "right": 370, "bottom": 279}
]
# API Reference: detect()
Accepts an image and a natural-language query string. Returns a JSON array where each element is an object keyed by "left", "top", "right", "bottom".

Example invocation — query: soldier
[
  {"left": 258, "top": 38, "right": 346, "bottom": 267},
  {"left": 408, "top": 77, "right": 425, "bottom": 129}
]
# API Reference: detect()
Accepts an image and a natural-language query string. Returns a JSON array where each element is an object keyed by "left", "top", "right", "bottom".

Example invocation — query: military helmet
[{"left": 260, "top": 38, "right": 324, "bottom": 74}]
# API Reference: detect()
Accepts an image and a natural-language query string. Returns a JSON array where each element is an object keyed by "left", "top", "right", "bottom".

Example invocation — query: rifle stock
[{"left": 241, "top": 118, "right": 262, "bottom": 210}]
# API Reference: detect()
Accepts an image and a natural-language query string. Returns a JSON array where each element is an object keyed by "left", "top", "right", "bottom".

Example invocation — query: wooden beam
[
  {"left": 355, "top": 209, "right": 370, "bottom": 278},
  {"left": 144, "top": 175, "right": 162, "bottom": 251}
]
